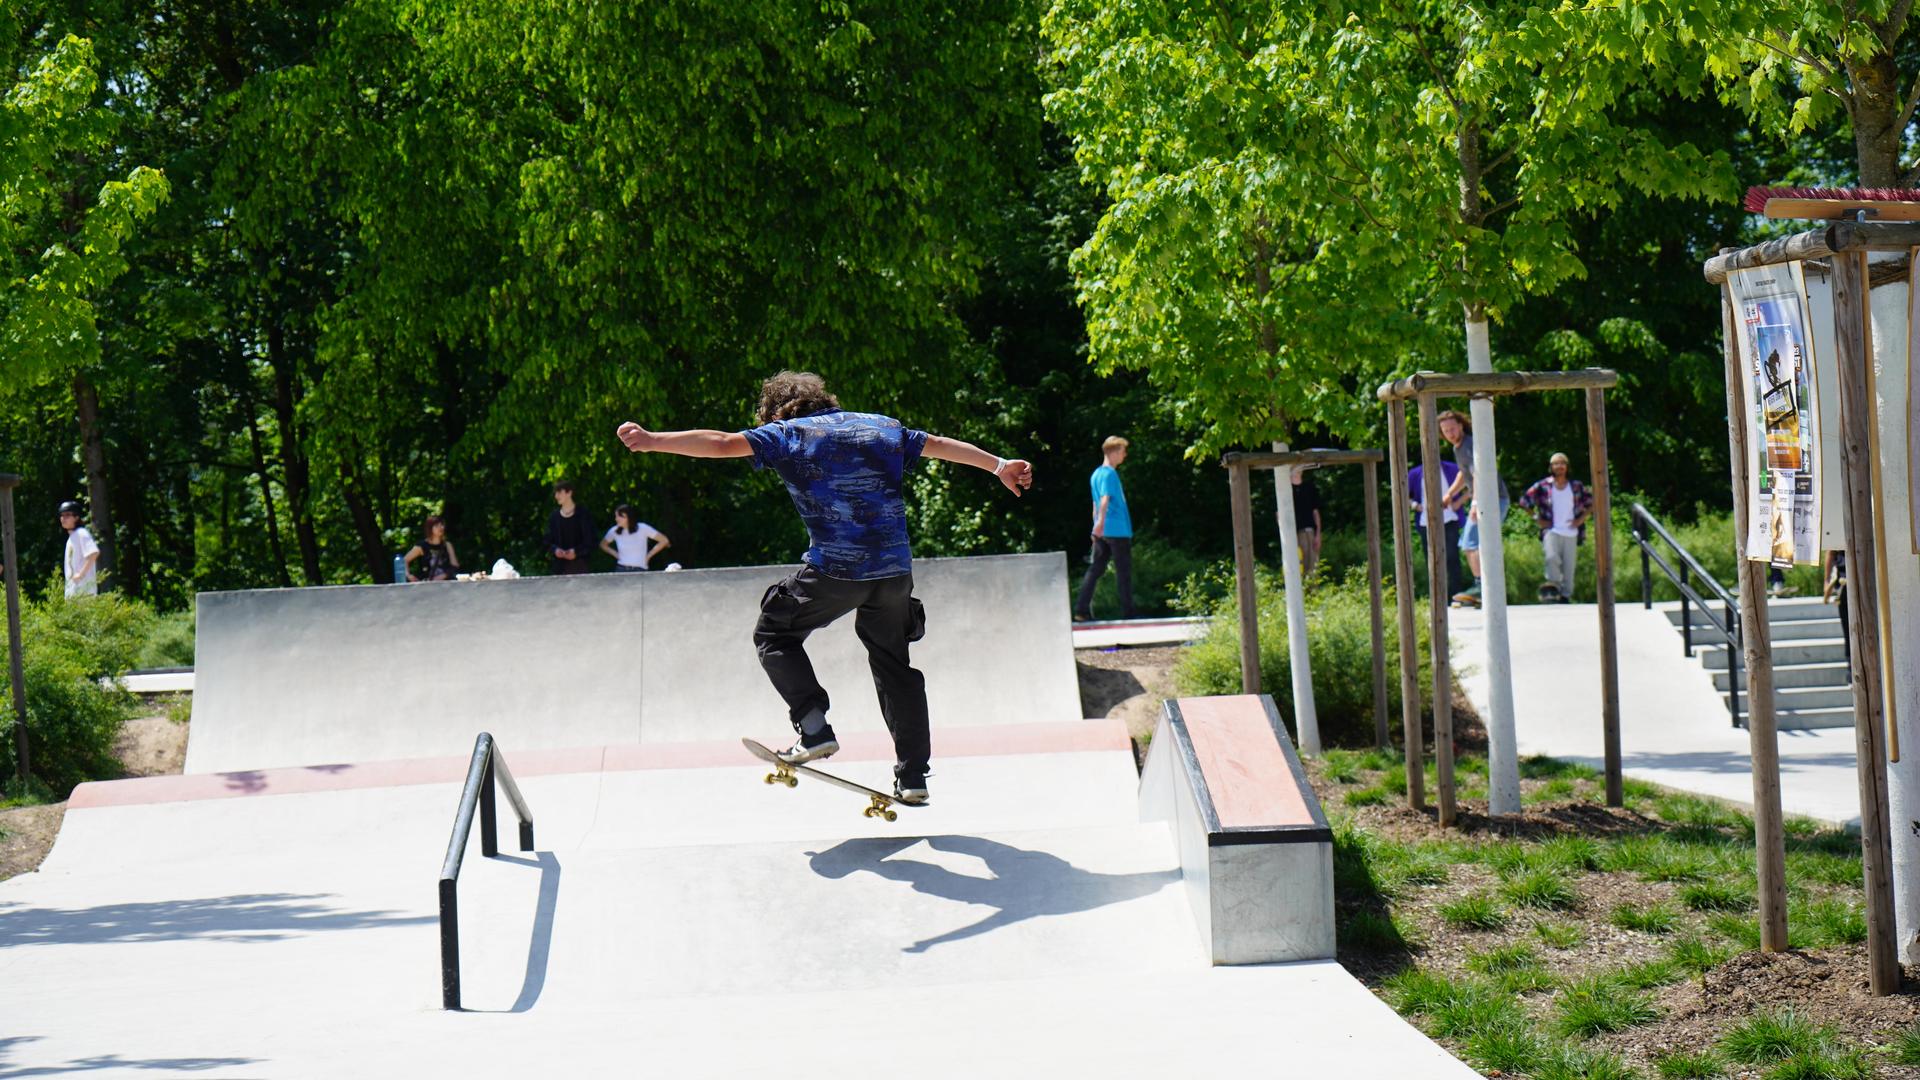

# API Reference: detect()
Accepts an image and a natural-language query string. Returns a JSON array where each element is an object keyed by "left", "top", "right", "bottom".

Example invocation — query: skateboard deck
[{"left": 740, "top": 738, "right": 926, "bottom": 822}]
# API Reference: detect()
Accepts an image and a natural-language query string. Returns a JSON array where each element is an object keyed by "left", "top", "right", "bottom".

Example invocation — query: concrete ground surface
[
  {"left": 0, "top": 721, "right": 1477, "bottom": 1078},
  {"left": 1452, "top": 601, "right": 1863, "bottom": 825}
]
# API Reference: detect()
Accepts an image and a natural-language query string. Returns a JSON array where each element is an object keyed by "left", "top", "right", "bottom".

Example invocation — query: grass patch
[
  {"left": 1321, "top": 751, "right": 1362, "bottom": 784},
  {"left": 1794, "top": 898, "right": 1866, "bottom": 948},
  {"left": 1786, "top": 850, "right": 1862, "bottom": 889},
  {"left": 1612, "top": 901, "right": 1678, "bottom": 934},
  {"left": 1439, "top": 892, "right": 1510, "bottom": 931},
  {"left": 1679, "top": 879, "right": 1755, "bottom": 913},
  {"left": 1655, "top": 1048, "right": 1728, "bottom": 1078},
  {"left": 1466, "top": 943, "right": 1557, "bottom": 993},
  {"left": 1761, "top": 1049, "right": 1874, "bottom": 1079},
  {"left": 1539, "top": 834, "right": 1604, "bottom": 872},
  {"left": 1462, "top": 1021, "right": 1548, "bottom": 1075},
  {"left": 1668, "top": 936, "right": 1734, "bottom": 977},
  {"left": 1501, "top": 868, "right": 1580, "bottom": 911},
  {"left": 1535, "top": 1045, "right": 1642, "bottom": 1080},
  {"left": 1553, "top": 974, "right": 1659, "bottom": 1038},
  {"left": 1344, "top": 785, "right": 1392, "bottom": 807},
  {"left": 1357, "top": 748, "right": 1401, "bottom": 772},
  {"left": 1886, "top": 1023, "right": 1920, "bottom": 1066},
  {"left": 1338, "top": 909, "right": 1411, "bottom": 951},
  {"left": 1608, "top": 957, "right": 1681, "bottom": 991},
  {"left": 1520, "top": 755, "right": 1598, "bottom": 781},
  {"left": 1535, "top": 919, "right": 1585, "bottom": 949},
  {"left": 1719, "top": 1009, "right": 1832, "bottom": 1064}
]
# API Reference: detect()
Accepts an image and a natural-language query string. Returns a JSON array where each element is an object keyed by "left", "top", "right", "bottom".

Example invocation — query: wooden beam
[
  {"left": 1416, "top": 395, "right": 1456, "bottom": 827},
  {"left": 1228, "top": 463, "right": 1261, "bottom": 695},
  {"left": 1703, "top": 221, "right": 1920, "bottom": 284},
  {"left": 0, "top": 481, "right": 26, "bottom": 785},
  {"left": 1586, "top": 388, "right": 1623, "bottom": 807},
  {"left": 1377, "top": 368, "right": 1620, "bottom": 402},
  {"left": 1221, "top": 448, "right": 1386, "bottom": 470},
  {"left": 1386, "top": 400, "right": 1425, "bottom": 810},
  {"left": 1831, "top": 250, "right": 1901, "bottom": 995},
  {"left": 1720, "top": 284, "right": 1789, "bottom": 953},
  {"left": 1364, "top": 459, "right": 1389, "bottom": 751}
]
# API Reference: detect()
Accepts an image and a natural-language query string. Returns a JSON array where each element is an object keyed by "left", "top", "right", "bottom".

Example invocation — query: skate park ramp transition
[{"left": 187, "top": 552, "right": 1081, "bottom": 774}]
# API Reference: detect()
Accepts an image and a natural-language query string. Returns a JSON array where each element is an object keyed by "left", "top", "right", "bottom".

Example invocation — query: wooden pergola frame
[
  {"left": 1375, "top": 369, "right": 1623, "bottom": 828},
  {"left": 0, "top": 473, "right": 26, "bottom": 784},
  {"left": 1221, "top": 448, "right": 1391, "bottom": 749},
  {"left": 1704, "top": 219, "right": 1906, "bottom": 993}
]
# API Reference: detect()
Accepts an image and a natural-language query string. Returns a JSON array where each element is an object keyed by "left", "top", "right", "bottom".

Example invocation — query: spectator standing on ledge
[
  {"left": 59, "top": 501, "right": 99, "bottom": 598},
  {"left": 600, "top": 504, "right": 671, "bottom": 572},
  {"left": 404, "top": 515, "right": 460, "bottom": 581},
  {"left": 544, "top": 481, "right": 597, "bottom": 575},
  {"left": 1073, "top": 436, "right": 1135, "bottom": 622},
  {"left": 1291, "top": 466, "right": 1324, "bottom": 576},
  {"left": 1407, "top": 460, "right": 1462, "bottom": 600},
  {"left": 1519, "top": 452, "right": 1591, "bottom": 603}
]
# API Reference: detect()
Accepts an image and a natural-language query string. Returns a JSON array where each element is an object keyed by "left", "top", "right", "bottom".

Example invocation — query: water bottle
[{"left": 393, "top": 555, "right": 407, "bottom": 584}]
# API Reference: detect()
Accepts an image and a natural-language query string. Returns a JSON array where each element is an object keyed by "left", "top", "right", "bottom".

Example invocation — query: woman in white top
[{"left": 600, "top": 504, "right": 670, "bottom": 572}]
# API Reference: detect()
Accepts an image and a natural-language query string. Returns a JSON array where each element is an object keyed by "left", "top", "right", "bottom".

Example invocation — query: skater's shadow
[{"left": 806, "top": 835, "right": 1178, "bottom": 954}]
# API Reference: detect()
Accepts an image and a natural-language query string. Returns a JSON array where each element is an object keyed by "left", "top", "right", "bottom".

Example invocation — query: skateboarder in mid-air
[{"left": 617, "top": 371, "right": 1033, "bottom": 805}]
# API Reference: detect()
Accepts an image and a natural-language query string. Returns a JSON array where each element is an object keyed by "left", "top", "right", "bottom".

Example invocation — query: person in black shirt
[
  {"left": 1290, "top": 466, "right": 1324, "bottom": 575},
  {"left": 544, "top": 480, "right": 597, "bottom": 575},
  {"left": 403, "top": 515, "right": 461, "bottom": 581}
]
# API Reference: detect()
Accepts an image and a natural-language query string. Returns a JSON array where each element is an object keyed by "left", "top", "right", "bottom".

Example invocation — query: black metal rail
[
  {"left": 440, "top": 732, "right": 535, "bottom": 1010},
  {"left": 1629, "top": 503, "right": 1743, "bottom": 727}
]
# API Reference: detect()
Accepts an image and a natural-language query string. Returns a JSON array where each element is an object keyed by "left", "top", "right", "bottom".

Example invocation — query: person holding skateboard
[{"left": 616, "top": 371, "right": 1032, "bottom": 805}]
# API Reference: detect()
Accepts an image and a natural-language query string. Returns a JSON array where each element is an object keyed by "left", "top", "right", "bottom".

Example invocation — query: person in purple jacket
[{"left": 617, "top": 371, "right": 1032, "bottom": 804}]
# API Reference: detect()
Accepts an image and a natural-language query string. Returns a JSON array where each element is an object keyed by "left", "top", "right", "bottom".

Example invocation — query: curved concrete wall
[{"left": 186, "top": 553, "right": 1080, "bottom": 774}]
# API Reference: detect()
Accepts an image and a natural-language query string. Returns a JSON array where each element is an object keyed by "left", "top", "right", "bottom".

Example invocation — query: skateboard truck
[
  {"left": 764, "top": 764, "right": 798, "bottom": 788},
  {"left": 863, "top": 795, "right": 899, "bottom": 823}
]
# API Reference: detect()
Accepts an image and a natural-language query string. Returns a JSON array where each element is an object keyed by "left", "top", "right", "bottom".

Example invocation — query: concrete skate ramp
[{"left": 186, "top": 553, "right": 1080, "bottom": 774}]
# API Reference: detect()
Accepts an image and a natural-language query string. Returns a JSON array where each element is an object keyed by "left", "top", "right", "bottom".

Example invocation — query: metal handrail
[
  {"left": 439, "top": 732, "right": 536, "bottom": 1010},
  {"left": 1629, "top": 503, "right": 1744, "bottom": 727}
]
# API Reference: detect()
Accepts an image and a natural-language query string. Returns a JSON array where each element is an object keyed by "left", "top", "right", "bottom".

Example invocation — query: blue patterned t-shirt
[{"left": 741, "top": 410, "right": 929, "bottom": 580}]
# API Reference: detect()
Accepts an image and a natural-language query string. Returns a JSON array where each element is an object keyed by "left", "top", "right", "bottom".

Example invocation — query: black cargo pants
[{"left": 753, "top": 565, "right": 930, "bottom": 777}]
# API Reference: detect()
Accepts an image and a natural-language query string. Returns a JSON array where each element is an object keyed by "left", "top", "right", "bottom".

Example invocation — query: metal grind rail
[
  {"left": 1628, "top": 503, "right": 1744, "bottom": 727},
  {"left": 439, "top": 732, "right": 535, "bottom": 1010}
]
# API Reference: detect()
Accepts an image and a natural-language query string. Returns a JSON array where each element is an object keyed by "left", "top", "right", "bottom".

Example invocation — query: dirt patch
[
  {"left": 1, "top": 699, "right": 191, "bottom": 882},
  {"left": 1074, "top": 645, "right": 1182, "bottom": 759}
]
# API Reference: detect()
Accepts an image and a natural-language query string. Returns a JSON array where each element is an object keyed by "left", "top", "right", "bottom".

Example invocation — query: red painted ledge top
[
  {"left": 68, "top": 718, "right": 1129, "bottom": 809},
  {"left": 1176, "top": 695, "right": 1317, "bottom": 830}
]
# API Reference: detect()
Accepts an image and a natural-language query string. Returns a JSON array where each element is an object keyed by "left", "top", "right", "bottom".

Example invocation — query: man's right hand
[{"left": 995, "top": 459, "right": 1034, "bottom": 497}]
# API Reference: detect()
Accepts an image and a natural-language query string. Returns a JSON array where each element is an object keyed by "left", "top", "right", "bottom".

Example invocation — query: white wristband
[{"left": 992, "top": 456, "right": 1008, "bottom": 474}]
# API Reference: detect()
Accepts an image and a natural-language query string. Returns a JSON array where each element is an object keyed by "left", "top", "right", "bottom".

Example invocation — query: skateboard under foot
[{"left": 740, "top": 738, "right": 926, "bottom": 822}]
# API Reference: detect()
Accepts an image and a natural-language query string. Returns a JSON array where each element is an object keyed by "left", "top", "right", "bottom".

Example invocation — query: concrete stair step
[
  {"left": 1775, "top": 706, "right": 1858, "bottom": 731},
  {"left": 1713, "top": 661, "right": 1851, "bottom": 691},
  {"left": 1724, "top": 685, "right": 1856, "bottom": 712},
  {"left": 1671, "top": 613, "right": 1840, "bottom": 640},
  {"left": 1660, "top": 596, "right": 1839, "bottom": 625},
  {"left": 1700, "top": 639, "right": 1847, "bottom": 669}
]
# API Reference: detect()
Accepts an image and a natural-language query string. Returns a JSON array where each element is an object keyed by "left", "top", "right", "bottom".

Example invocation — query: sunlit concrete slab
[
  {"left": 188, "top": 553, "right": 1080, "bottom": 774},
  {"left": 1453, "top": 602, "right": 1862, "bottom": 825}
]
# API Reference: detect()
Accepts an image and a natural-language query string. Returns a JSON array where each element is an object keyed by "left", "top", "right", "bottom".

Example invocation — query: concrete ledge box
[{"left": 1140, "top": 694, "right": 1335, "bottom": 964}]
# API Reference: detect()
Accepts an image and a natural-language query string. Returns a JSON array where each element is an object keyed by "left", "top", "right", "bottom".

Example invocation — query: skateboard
[{"left": 740, "top": 738, "right": 925, "bottom": 822}]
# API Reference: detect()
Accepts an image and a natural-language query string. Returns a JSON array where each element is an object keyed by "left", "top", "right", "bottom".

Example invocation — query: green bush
[
  {"left": 0, "top": 586, "right": 153, "bottom": 797},
  {"left": 135, "top": 609, "right": 195, "bottom": 668},
  {"left": 1066, "top": 529, "right": 1214, "bottom": 619},
  {"left": 1174, "top": 564, "right": 1432, "bottom": 747}
]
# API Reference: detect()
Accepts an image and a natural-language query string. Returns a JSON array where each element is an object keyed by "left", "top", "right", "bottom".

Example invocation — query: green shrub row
[{"left": 0, "top": 587, "right": 161, "bottom": 798}]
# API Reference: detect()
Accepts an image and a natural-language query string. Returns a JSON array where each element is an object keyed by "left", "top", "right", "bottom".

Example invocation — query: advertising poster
[{"left": 1728, "top": 263, "right": 1821, "bottom": 565}]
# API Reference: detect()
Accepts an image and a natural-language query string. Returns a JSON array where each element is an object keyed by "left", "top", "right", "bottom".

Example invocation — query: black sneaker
[
  {"left": 893, "top": 766, "right": 930, "bottom": 806},
  {"left": 776, "top": 725, "right": 839, "bottom": 765}
]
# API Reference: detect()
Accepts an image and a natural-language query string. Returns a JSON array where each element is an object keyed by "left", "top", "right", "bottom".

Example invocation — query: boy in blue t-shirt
[
  {"left": 616, "top": 371, "right": 1032, "bottom": 804},
  {"left": 1073, "top": 435, "right": 1135, "bottom": 621}
]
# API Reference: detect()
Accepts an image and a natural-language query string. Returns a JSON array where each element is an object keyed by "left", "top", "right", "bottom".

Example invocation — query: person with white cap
[{"left": 1519, "top": 452, "right": 1591, "bottom": 603}]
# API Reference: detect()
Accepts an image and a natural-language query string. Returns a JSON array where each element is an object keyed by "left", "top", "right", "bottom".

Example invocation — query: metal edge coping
[{"left": 1161, "top": 699, "right": 1223, "bottom": 835}]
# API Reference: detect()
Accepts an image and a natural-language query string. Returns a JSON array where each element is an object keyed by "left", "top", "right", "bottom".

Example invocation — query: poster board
[
  {"left": 1728, "top": 263, "right": 1823, "bottom": 565},
  {"left": 1800, "top": 265, "right": 1848, "bottom": 548}
]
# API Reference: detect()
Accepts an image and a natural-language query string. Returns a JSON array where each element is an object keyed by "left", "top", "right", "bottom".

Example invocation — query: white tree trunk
[
  {"left": 1465, "top": 316, "right": 1522, "bottom": 815},
  {"left": 1271, "top": 440, "right": 1321, "bottom": 755}
]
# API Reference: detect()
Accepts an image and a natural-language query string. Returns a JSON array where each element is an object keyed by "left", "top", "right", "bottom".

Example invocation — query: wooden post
[
  {"left": 1364, "top": 459, "right": 1389, "bottom": 750},
  {"left": 1386, "top": 401, "right": 1425, "bottom": 809},
  {"left": 1719, "top": 284, "right": 1789, "bottom": 953},
  {"left": 1228, "top": 462, "right": 1261, "bottom": 694},
  {"left": 0, "top": 475, "right": 26, "bottom": 786},
  {"left": 1830, "top": 251, "right": 1900, "bottom": 994},
  {"left": 1586, "top": 389, "right": 1623, "bottom": 807},
  {"left": 1416, "top": 394, "right": 1456, "bottom": 826}
]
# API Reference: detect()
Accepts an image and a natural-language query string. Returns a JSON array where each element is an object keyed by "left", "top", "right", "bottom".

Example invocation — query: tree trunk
[
  {"left": 1848, "top": 49, "right": 1904, "bottom": 187},
  {"left": 266, "top": 319, "right": 322, "bottom": 585},
  {"left": 238, "top": 380, "right": 293, "bottom": 588},
  {"left": 338, "top": 457, "right": 392, "bottom": 582},
  {"left": 72, "top": 372, "right": 116, "bottom": 589}
]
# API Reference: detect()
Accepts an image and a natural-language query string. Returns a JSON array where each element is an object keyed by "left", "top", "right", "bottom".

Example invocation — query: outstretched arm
[
  {"left": 922, "top": 434, "right": 1033, "bottom": 497},
  {"left": 617, "top": 422, "right": 752, "bottom": 458}
]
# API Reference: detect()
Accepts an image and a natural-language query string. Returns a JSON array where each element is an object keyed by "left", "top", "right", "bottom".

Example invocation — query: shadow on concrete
[
  {"left": 807, "top": 835, "right": 1177, "bottom": 954},
  {"left": 471, "top": 852, "right": 561, "bottom": 1014},
  {"left": 0, "top": 1036, "right": 257, "bottom": 1077},
  {"left": 0, "top": 893, "right": 433, "bottom": 947}
]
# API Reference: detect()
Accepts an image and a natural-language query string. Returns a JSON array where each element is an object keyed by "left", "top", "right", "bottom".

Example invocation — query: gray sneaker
[{"left": 776, "top": 728, "right": 839, "bottom": 765}]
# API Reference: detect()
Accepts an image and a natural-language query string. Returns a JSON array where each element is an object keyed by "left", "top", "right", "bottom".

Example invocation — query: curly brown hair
[{"left": 756, "top": 371, "right": 841, "bottom": 424}]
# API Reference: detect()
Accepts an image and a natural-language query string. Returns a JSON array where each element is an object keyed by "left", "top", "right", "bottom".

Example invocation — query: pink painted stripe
[
  {"left": 1176, "top": 696, "right": 1315, "bottom": 829},
  {"left": 68, "top": 719, "right": 1129, "bottom": 809}
]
